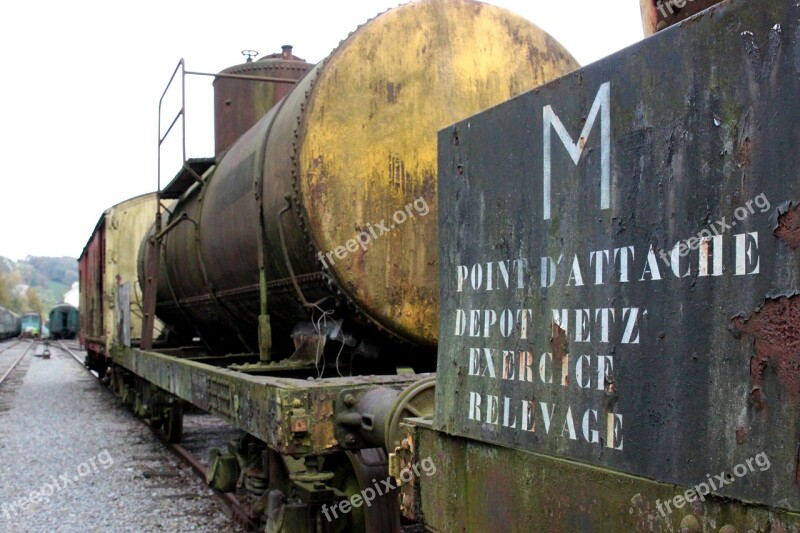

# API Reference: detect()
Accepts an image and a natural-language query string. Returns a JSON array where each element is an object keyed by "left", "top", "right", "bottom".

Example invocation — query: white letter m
[{"left": 542, "top": 82, "right": 611, "bottom": 220}]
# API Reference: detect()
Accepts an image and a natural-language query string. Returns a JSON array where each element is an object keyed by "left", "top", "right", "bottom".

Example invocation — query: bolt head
[
  {"left": 679, "top": 515, "right": 700, "bottom": 533},
  {"left": 343, "top": 393, "right": 356, "bottom": 407}
]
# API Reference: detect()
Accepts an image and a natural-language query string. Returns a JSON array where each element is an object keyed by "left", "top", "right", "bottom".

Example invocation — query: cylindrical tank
[
  {"left": 146, "top": 0, "right": 579, "bottom": 356},
  {"left": 639, "top": 0, "right": 722, "bottom": 35},
  {"left": 214, "top": 46, "right": 314, "bottom": 158}
]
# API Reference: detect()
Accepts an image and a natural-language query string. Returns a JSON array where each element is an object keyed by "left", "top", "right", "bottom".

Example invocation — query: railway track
[
  {"left": 0, "top": 337, "right": 238, "bottom": 530},
  {"left": 54, "top": 340, "right": 251, "bottom": 530},
  {"left": 55, "top": 339, "right": 86, "bottom": 366},
  {"left": 0, "top": 338, "right": 22, "bottom": 355},
  {"left": 0, "top": 339, "right": 33, "bottom": 388}
]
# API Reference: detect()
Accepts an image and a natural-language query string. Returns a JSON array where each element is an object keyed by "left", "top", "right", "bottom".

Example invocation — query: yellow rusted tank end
[{"left": 298, "top": 0, "right": 579, "bottom": 346}]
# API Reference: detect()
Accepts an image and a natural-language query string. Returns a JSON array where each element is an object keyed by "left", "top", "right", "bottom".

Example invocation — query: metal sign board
[{"left": 436, "top": 0, "right": 800, "bottom": 510}]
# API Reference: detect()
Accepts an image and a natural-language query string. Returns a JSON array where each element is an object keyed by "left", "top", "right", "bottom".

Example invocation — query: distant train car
[
  {"left": 0, "top": 306, "right": 20, "bottom": 340},
  {"left": 19, "top": 312, "right": 42, "bottom": 338},
  {"left": 48, "top": 303, "right": 79, "bottom": 340},
  {"left": 79, "top": 193, "right": 165, "bottom": 376}
]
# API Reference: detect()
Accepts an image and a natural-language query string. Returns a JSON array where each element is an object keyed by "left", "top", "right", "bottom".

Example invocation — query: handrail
[
  {"left": 157, "top": 58, "right": 186, "bottom": 194},
  {"left": 157, "top": 61, "right": 299, "bottom": 196},
  {"left": 147, "top": 57, "right": 301, "bottom": 353},
  {"left": 185, "top": 70, "right": 298, "bottom": 84}
]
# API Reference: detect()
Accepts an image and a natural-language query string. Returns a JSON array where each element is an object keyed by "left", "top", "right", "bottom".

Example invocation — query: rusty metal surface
[
  {"left": 437, "top": 0, "right": 800, "bottom": 512},
  {"left": 296, "top": 0, "right": 579, "bottom": 348},
  {"left": 213, "top": 46, "right": 313, "bottom": 158},
  {"left": 112, "top": 344, "right": 429, "bottom": 457},
  {"left": 81, "top": 193, "right": 160, "bottom": 354},
  {"left": 79, "top": 213, "right": 105, "bottom": 350},
  {"left": 411, "top": 422, "right": 800, "bottom": 532},
  {"left": 147, "top": 0, "right": 579, "bottom": 357}
]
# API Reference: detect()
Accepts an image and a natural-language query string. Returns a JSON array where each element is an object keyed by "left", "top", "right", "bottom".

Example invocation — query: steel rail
[
  {"left": 0, "top": 339, "right": 21, "bottom": 355},
  {"left": 56, "top": 340, "right": 85, "bottom": 366},
  {"left": 57, "top": 340, "right": 257, "bottom": 529},
  {"left": 0, "top": 340, "right": 34, "bottom": 387}
]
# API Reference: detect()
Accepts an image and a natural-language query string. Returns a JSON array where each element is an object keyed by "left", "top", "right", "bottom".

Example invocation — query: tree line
[
  {"left": 0, "top": 270, "right": 45, "bottom": 315},
  {"left": 0, "top": 255, "right": 78, "bottom": 316}
]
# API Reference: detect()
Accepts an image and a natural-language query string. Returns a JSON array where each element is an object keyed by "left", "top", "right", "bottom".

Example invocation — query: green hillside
[{"left": 0, "top": 256, "right": 78, "bottom": 315}]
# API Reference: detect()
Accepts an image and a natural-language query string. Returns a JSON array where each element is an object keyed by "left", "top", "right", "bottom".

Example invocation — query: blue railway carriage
[
  {"left": 19, "top": 312, "right": 42, "bottom": 339},
  {"left": 49, "top": 303, "right": 79, "bottom": 340},
  {"left": 0, "top": 306, "right": 20, "bottom": 340}
]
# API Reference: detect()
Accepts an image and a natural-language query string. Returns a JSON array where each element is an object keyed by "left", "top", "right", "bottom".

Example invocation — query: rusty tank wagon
[{"left": 80, "top": 0, "right": 800, "bottom": 530}]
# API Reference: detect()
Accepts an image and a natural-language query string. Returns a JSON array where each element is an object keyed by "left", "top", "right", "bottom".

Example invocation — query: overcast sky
[{"left": 0, "top": 0, "right": 643, "bottom": 261}]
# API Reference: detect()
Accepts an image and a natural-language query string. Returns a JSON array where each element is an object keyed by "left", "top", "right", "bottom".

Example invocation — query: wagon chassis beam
[{"left": 112, "top": 345, "right": 431, "bottom": 457}]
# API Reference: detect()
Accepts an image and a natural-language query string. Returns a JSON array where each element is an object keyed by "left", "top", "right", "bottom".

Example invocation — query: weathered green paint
[
  {"left": 436, "top": 0, "right": 800, "bottom": 512},
  {"left": 112, "top": 345, "right": 428, "bottom": 456},
  {"left": 207, "top": 449, "right": 240, "bottom": 492},
  {"left": 409, "top": 421, "right": 800, "bottom": 532}
]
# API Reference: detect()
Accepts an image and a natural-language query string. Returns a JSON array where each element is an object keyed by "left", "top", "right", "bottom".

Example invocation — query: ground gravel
[{"left": 0, "top": 342, "right": 240, "bottom": 532}]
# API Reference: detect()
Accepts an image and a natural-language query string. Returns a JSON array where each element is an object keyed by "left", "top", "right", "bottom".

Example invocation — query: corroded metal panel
[
  {"left": 113, "top": 345, "right": 427, "bottom": 456},
  {"left": 213, "top": 47, "right": 313, "bottom": 158},
  {"left": 79, "top": 219, "right": 105, "bottom": 349},
  {"left": 411, "top": 422, "right": 800, "bottom": 532},
  {"left": 103, "top": 193, "right": 163, "bottom": 352},
  {"left": 297, "top": 0, "right": 579, "bottom": 347},
  {"left": 437, "top": 0, "right": 800, "bottom": 512}
]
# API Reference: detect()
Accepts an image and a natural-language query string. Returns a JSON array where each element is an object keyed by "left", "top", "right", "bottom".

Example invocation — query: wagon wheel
[{"left": 386, "top": 376, "right": 436, "bottom": 452}]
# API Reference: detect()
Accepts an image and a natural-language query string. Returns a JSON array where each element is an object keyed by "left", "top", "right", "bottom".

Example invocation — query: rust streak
[
  {"left": 386, "top": 82, "right": 401, "bottom": 104},
  {"left": 552, "top": 323, "right": 569, "bottom": 386},
  {"left": 311, "top": 391, "right": 337, "bottom": 450},
  {"left": 775, "top": 203, "right": 800, "bottom": 248},
  {"left": 750, "top": 385, "right": 766, "bottom": 410},
  {"left": 736, "top": 426, "right": 747, "bottom": 445},
  {"left": 736, "top": 136, "right": 752, "bottom": 168}
]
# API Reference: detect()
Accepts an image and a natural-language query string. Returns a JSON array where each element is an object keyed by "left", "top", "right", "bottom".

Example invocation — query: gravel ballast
[{"left": 0, "top": 342, "right": 239, "bottom": 532}]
